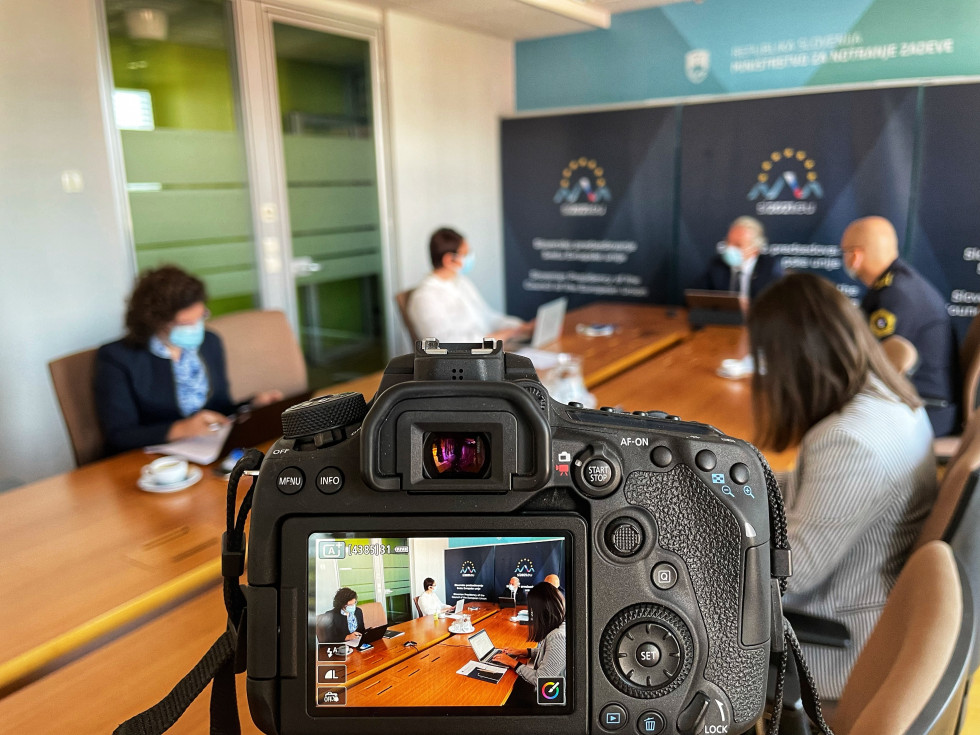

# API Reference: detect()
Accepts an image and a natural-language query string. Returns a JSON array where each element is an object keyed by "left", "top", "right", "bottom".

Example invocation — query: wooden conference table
[{"left": 0, "top": 302, "right": 688, "bottom": 692}]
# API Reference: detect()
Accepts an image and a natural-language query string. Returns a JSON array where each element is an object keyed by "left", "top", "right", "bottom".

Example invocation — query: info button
[{"left": 316, "top": 467, "right": 345, "bottom": 494}]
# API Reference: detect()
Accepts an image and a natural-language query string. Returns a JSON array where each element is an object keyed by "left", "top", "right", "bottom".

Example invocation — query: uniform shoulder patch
[{"left": 869, "top": 308, "right": 897, "bottom": 338}]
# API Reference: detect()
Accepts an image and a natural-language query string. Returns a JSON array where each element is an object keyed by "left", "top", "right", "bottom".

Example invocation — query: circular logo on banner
[
  {"left": 554, "top": 157, "right": 611, "bottom": 217},
  {"left": 747, "top": 148, "right": 823, "bottom": 216}
]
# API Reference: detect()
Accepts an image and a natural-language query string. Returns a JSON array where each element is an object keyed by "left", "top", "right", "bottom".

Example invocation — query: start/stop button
[{"left": 572, "top": 446, "right": 621, "bottom": 498}]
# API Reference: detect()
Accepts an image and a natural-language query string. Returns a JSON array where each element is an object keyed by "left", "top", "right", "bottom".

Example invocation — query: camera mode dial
[
  {"left": 600, "top": 604, "right": 694, "bottom": 699},
  {"left": 281, "top": 392, "right": 368, "bottom": 442}
]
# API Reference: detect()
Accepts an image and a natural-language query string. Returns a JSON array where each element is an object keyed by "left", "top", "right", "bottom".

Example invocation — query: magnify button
[
  {"left": 721, "top": 485, "right": 735, "bottom": 498},
  {"left": 743, "top": 486, "right": 755, "bottom": 499}
]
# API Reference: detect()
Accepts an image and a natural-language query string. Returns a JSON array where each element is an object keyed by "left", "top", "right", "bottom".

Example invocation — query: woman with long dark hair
[
  {"left": 748, "top": 273, "right": 936, "bottom": 699},
  {"left": 493, "top": 581, "right": 566, "bottom": 702}
]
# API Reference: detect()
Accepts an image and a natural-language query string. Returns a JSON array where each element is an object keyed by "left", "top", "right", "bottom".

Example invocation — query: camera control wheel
[
  {"left": 281, "top": 392, "right": 368, "bottom": 441},
  {"left": 600, "top": 604, "right": 694, "bottom": 699}
]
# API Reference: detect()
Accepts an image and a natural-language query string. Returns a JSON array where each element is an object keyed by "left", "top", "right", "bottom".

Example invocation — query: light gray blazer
[{"left": 781, "top": 375, "right": 936, "bottom": 699}]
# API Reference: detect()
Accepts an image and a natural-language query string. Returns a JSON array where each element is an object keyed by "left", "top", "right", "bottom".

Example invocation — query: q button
[{"left": 316, "top": 467, "right": 345, "bottom": 495}]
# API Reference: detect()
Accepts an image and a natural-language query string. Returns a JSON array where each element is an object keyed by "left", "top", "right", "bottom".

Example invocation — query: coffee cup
[{"left": 143, "top": 457, "right": 189, "bottom": 486}]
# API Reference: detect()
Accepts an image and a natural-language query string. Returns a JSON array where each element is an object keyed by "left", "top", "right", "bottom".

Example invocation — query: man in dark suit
[
  {"left": 316, "top": 587, "right": 366, "bottom": 643},
  {"left": 704, "top": 216, "right": 783, "bottom": 300}
]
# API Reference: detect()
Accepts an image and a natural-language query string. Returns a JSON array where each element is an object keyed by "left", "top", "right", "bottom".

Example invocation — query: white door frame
[{"left": 233, "top": 0, "right": 399, "bottom": 356}]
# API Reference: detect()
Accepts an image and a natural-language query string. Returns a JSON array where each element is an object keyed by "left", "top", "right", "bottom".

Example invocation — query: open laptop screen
[{"left": 467, "top": 629, "right": 493, "bottom": 661}]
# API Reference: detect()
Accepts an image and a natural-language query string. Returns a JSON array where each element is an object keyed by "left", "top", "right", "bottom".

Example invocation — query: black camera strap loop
[
  {"left": 751, "top": 445, "right": 835, "bottom": 735},
  {"left": 114, "top": 449, "right": 264, "bottom": 735}
]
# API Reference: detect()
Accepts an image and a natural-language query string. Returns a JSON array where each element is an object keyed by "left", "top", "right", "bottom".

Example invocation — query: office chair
[
  {"left": 359, "top": 601, "right": 387, "bottom": 629},
  {"left": 207, "top": 309, "right": 307, "bottom": 403},
  {"left": 830, "top": 540, "right": 972, "bottom": 735},
  {"left": 881, "top": 335, "right": 919, "bottom": 377},
  {"left": 915, "top": 410, "right": 980, "bottom": 552},
  {"left": 413, "top": 595, "right": 423, "bottom": 617},
  {"left": 49, "top": 347, "right": 105, "bottom": 467},
  {"left": 394, "top": 289, "right": 419, "bottom": 344},
  {"left": 935, "top": 312, "right": 980, "bottom": 459}
]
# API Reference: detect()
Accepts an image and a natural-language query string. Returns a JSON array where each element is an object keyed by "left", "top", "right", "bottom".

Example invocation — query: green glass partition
[{"left": 106, "top": 0, "right": 258, "bottom": 316}]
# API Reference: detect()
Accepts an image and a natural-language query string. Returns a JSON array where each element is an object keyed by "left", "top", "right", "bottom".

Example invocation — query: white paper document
[
  {"left": 456, "top": 660, "right": 508, "bottom": 683},
  {"left": 145, "top": 423, "right": 232, "bottom": 465}
]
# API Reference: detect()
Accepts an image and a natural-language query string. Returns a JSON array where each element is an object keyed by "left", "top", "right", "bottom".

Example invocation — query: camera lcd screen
[{"left": 308, "top": 533, "right": 570, "bottom": 712}]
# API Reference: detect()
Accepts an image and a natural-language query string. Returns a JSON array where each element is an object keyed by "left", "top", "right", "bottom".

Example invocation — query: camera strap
[
  {"left": 753, "top": 446, "right": 835, "bottom": 735},
  {"left": 114, "top": 448, "right": 265, "bottom": 735}
]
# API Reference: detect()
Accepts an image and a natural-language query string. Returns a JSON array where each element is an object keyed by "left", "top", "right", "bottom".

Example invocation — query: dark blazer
[
  {"left": 316, "top": 607, "right": 366, "bottom": 644},
  {"left": 94, "top": 331, "right": 236, "bottom": 455},
  {"left": 704, "top": 252, "right": 784, "bottom": 300}
]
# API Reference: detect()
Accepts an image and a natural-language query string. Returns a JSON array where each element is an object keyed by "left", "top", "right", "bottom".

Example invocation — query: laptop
[
  {"left": 146, "top": 390, "right": 312, "bottom": 464},
  {"left": 683, "top": 289, "right": 745, "bottom": 328},
  {"left": 445, "top": 599, "right": 466, "bottom": 619},
  {"left": 352, "top": 624, "right": 389, "bottom": 649},
  {"left": 507, "top": 297, "right": 568, "bottom": 349},
  {"left": 498, "top": 596, "right": 516, "bottom": 609},
  {"left": 467, "top": 629, "right": 504, "bottom": 664}
]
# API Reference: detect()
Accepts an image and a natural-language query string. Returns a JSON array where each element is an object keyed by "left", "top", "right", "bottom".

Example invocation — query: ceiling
[{"left": 350, "top": 0, "right": 693, "bottom": 41}]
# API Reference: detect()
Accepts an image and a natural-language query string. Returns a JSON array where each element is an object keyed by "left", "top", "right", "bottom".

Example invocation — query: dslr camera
[{"left": 244, "top": 339, "right": 779, "bottom": 735}]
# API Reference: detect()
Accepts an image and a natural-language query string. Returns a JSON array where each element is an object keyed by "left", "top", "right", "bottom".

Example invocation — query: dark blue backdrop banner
[
  {"left": 502, "top": 107, "right": 677, "bottom": 318},
  {"left": 493, "top": 540, "right": 565, "bottom": 599},
  {"left": 909, "top": 83, "right": 980, "bottom": 343},
  {"left": 444, "top": 545, "right": 495, "bottom": 603},
  {"left": 678, "top": 88, "right": 917, "bottom": 301}
]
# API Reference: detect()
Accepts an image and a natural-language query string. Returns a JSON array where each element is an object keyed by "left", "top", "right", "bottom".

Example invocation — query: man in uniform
[{"left": 840, "top": 216, "right": 958, "bottom": 436}]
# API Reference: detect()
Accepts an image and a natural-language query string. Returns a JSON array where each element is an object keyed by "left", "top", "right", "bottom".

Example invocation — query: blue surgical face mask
[
  {"left": 343, "top": 604, "right": 356, "bottom": 615},
  {"left": 457, "top": 252, "right": 476, "bottom": 275},
  {"left": 168, "top": 320, "right": 205, "bottom": 351},
  {"left": 722, "top": 245, "right": 744, "bottom": 269}
]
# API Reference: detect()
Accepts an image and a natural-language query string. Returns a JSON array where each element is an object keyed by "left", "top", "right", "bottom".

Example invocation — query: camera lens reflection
[{"left": 426, "top": 433, "right": 488, "bottom": 477}]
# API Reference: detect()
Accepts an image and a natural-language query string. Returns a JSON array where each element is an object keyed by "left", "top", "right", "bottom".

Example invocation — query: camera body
[{"left": 244, "top": 340, "right": 775, "bottom": 735}]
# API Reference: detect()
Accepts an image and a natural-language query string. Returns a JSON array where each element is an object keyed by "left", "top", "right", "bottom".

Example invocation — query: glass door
[{"left": 236, "top": 6, "right": 392, "bottom": 387}]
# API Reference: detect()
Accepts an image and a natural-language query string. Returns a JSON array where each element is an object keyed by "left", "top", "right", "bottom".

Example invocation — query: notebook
[
  {"left": 145, "top": 390, "right": 312, "bottom": 464},
  {"left": 683, "top": 289, "right": 745, "bottom": 328}
]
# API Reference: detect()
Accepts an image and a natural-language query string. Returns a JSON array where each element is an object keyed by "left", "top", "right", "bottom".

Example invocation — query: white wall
[
  {"left": 384, "top": 12, "right": 515, "bottom": 351},
  {"left": 0, "top": 2, "right": 514, "bottom": 490},
  {"left": 0, "top": 0, "right": 132, "bottom": 490},
  {"left": 408, "top": 537, "right": 450, "bottom": 612}
]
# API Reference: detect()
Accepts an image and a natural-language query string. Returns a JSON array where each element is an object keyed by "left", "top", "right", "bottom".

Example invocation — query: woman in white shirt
[{"left": 417, "top": 577, "right": 451, "bottom": 617}]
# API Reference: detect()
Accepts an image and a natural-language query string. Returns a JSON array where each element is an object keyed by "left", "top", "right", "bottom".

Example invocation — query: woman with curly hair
[{"left": 95, "top": 265, "right": 280, "bottom": 454}]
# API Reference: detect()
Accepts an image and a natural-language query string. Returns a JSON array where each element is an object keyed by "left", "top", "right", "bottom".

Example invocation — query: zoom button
[{"left": 731, "top": 462, "right": 750, "bottom": 485}]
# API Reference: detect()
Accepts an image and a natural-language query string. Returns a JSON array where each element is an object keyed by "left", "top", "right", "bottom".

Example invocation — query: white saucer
[
  {"left": 449, "top": 624, "right": 475, "bottom": 634},
  {"left": 137, "top": 465, "right": 203, "bottom": 493}
]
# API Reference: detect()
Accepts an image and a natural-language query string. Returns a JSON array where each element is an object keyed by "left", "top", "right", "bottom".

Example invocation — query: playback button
[{"left": 600, "top": 703, "right": 628, "bottom": 731}]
